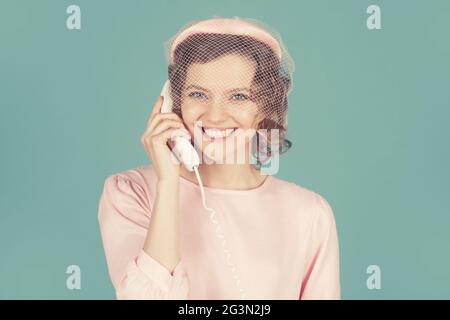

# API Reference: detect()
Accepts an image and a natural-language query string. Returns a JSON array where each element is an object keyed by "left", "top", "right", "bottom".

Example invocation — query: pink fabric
[
  {"left": 169, "top": 17, "right": 282, "bottom": 62},
  {"left": 98, "top": 165, "right": 340, "bottom": 300}
]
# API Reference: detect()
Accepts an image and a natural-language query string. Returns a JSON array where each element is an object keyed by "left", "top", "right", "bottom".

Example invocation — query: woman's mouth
[{"left": 201, "top": 126, "right": 237, "bottom": 142}]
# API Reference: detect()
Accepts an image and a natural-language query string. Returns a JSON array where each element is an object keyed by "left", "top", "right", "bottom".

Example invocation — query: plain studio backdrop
[{"left": 0, "top": 0, "right": 449, "bottom": 299}]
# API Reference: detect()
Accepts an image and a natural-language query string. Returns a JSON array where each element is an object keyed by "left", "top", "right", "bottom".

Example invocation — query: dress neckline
[{"left": 178, "top": 172, "right": 273, "bottom": 195}]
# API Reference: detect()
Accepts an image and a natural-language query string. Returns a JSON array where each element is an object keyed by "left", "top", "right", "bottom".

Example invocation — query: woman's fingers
[
  {"left": 150, "top": 119, "right": 187, "bottom": 137},
  {"left": 140, "top": 96, "right": 191, "bottom": 152},
  {"left": 141, "top": 113, "right": 184, "bottom": 141},
  {"left": 147, "top": 96, "right": 164, "bottom": 126},
  {"left": 152, "top": 126, "right": 191, "bottom": 145},
  {"left": 146, "top": 96, "right": 178, "bottom": 127},
  {"left": 141, "top": 125, "right": 189, "bottom": 153},
  {"left": 149, "top": 112, "right": 182, "bottom": 130},
  {"left": 149, "top": 96, "right": 164, "bottom": 119}
]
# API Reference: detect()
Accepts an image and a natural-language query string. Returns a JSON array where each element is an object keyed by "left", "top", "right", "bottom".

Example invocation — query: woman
[{"left": 98, "top": 17, "right": 340, "bottom": 300}]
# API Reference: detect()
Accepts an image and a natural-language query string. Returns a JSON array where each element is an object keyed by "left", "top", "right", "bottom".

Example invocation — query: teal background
[{"left": 1, "top": 0, "right": 449, "bottom": 299}]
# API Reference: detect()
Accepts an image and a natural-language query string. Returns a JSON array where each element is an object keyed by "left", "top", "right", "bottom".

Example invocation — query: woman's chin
[
  {"left": 196, "top": 144, "right": 252, "bottom": 165},
  {"left": 191, "top": 129, "right": 253, "bottom": 165}
]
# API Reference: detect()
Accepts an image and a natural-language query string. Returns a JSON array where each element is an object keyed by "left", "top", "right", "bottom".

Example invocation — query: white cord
[{"left": 193, "top": 166, "right": 247, "bottom": 300}]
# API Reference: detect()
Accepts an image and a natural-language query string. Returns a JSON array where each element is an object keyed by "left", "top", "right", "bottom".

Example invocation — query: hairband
[{"left": 168, "top": 17, "right": 282, "bottom": 63}]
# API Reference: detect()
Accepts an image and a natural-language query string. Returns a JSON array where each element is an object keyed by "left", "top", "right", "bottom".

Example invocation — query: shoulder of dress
[
  {"left": 104, "top": 164, "right": 156, "bottom": 194},
  {"left": 269, "top": 176, "right": 317, "bottom": 200}
]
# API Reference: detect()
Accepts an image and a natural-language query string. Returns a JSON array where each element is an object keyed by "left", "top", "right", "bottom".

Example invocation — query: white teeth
[{"left": 203, "top": 128, "right": 236, "bottom": 139}]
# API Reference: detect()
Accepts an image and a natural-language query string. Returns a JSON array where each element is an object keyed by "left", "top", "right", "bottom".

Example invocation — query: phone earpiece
[{"left": 160, "top": 80, "right": 172, "bottom": 114}]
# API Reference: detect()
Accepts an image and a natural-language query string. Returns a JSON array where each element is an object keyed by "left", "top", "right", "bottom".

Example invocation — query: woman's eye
[
  {"left": 188, "top": 91, "right": 207, "bottom": 99},
  {"left": 231, "top": 93, "right": 249, "bottom": 101}
]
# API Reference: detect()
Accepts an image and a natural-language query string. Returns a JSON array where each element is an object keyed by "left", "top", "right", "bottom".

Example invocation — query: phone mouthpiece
[{"left": 172, "top": 136, "right": 200, "bottom": 172}]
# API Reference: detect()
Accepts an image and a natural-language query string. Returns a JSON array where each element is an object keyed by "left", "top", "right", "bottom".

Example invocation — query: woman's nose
[{"left": 204, "top": 98, "right": 228, "bottom": 121}]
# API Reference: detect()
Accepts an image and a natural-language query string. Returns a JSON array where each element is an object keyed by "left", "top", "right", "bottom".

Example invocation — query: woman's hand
[{"left": 140, "top": 96, "right": 190, "bottom": 181}]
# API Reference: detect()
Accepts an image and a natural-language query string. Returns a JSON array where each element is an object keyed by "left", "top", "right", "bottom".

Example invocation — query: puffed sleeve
[
  {"left": 98, "top": 173, "right": 189, "bottom": 299},
  {"left": 299, "top": 193, "right": 341, "bottom": 299}
]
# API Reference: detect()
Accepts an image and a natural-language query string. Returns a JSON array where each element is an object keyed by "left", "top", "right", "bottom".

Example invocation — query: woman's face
[{"left": 180, "top": 54, "right": 263, "bottom": 165}]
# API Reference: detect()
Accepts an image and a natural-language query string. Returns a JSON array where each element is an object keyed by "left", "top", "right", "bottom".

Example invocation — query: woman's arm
[
  {"left": 98, "top": 96, "right": 191, "bottom": 299},
  {"left": 140, "top": 95, "right": 191, "bottom": 275},
  {"left": 299, "top": 193, "right": 341, "bottom": 299},
  {"left": 98, "top": 173, "right": 189, "bottom": 300},
  {"left": 143, "top": 178, "right": 181, "bottom": 274}
]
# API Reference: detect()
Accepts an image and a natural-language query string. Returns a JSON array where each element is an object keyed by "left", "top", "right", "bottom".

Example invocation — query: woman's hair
[{"left": 168, "top": 33, "right": 292, "bottom": 169}]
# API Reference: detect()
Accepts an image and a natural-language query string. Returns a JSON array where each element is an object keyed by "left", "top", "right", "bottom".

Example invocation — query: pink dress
[{"left": 98, "top": 165, "right": 340, "bottom": 299}]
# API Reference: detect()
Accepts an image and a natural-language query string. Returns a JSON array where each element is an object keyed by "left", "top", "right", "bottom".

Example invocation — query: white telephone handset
[{"left": 160, "top": 80, "right": 200, "bottom": 172}]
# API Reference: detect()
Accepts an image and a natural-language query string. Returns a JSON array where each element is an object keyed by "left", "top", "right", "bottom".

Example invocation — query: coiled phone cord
[{"left": 193, "top": 165, "right": 247, "bottom": 300}]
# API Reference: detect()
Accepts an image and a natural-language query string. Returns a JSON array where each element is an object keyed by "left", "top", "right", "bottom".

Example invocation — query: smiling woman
[
  {"left": 179, "top": 53, "right": 262, "bottom": 164},
  {"left": 168, "top": 32, "right": 293, "bottom": 168},
  {"left": 98, "top": 16, "right": 340, "bottom": 300}
]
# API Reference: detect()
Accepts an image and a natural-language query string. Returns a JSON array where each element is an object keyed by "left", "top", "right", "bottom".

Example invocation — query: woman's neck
[{"left": 179, "top": 163, "right": 266, "bottom": 190}]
